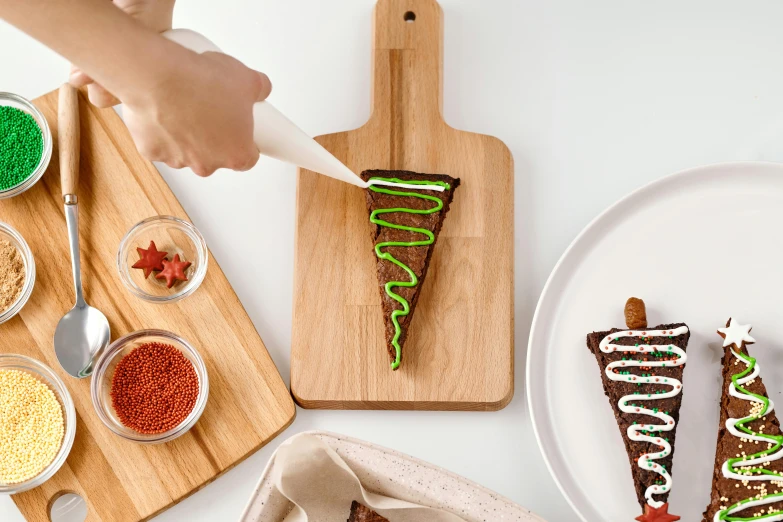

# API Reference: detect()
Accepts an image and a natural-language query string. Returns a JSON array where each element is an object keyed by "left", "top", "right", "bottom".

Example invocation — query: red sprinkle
[{"left": 110, "top": 342, "right": 199, "bottom": 434}]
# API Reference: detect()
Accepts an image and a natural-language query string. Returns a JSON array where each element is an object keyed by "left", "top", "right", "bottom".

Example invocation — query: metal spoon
[{"left": 54, "top": 84, "right": 110, "bottom": 378}]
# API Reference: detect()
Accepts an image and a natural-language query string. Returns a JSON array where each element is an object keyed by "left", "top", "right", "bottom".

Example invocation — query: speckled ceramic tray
[{"left": 239, "top": 431, "right": 545, "bottom": 522}]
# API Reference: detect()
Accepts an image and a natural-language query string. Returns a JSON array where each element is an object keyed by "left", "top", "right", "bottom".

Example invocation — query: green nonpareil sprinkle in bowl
[
  {"left": 0, "top": 92, "right": 52, "bottom": 199},
  {"left": 0, "top": 105, "right": 43, "bottom": 190}
]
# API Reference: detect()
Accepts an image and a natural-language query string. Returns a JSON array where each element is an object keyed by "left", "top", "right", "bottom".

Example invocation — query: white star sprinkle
[{"left": 718, "top": 318, "right": 755, "bottom": 349}]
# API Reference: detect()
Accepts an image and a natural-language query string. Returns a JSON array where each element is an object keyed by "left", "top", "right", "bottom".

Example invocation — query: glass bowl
[
  {"left": 0, "top": 221, "right": 35, "bottom": 324},
  {"left": 117, "top": 216, "right": 208, "bottom": 303},
  {"left": 0, "top": 92, "right": 53, "bottom": 199},
  {"left": 0, "top": 354, "right": 76, "bottom": 494},
  {"left": 90, "top": 329, "right": 209, "bottom": 444}
]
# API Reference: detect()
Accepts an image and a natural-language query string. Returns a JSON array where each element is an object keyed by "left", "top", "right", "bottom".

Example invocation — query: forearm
[
  {"left": 2, "top": 0, "right": 270, "bottom": 176},
  {"left": 0, "top": 0, "right": 183, "bottom": 103}
]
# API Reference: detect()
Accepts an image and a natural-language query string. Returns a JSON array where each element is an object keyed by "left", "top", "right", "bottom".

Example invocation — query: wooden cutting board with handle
[
  {"left": 291, "top": 0, "right": 514, "bottom": 410},
  {"left": 3, "top": 90, "right": 295, "bottom": 521}
]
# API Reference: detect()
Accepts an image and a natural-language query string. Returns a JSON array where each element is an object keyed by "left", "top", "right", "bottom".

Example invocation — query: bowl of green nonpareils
[{"left": 0, "top": 92, "right": 52, "bottom": 199}]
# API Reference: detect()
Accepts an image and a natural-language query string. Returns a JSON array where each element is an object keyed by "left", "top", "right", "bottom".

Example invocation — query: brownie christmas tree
[
  {"left": 360, "top": 170, "right": 460, "bottom": 370},
  {"left": 703, "top": 319, "right": 783, "bottom": 521},
  {"left": 586, "top": 298, "right": 690, "bottom": 521}
]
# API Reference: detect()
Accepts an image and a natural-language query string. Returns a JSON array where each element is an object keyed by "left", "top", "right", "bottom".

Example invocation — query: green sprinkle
[{"left": 0, "top": 106, "right": 43, "bottom": 191}]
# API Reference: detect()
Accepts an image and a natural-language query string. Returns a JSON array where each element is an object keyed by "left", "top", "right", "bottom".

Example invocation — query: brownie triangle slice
[
  {"left": 361, "top": 169, "right": 460, "bottom": 370},
  {"left": 347, "top": 501, "right": 389, "bottom": 522},
  {"left": 703, "top": 319, "right": 783, "bottom": 522},
  {"left": 586, "top": 299, "right": 689, "bottom": 520}
]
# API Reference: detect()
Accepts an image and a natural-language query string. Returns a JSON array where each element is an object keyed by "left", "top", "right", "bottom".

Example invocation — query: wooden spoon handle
[{"left": 58, "top": 84, "right": 80, "bottom": 201}]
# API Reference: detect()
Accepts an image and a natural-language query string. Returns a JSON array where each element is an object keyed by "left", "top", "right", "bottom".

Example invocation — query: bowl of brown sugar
[
  {"left": 0, "top": 221, "right": 35, "bottom": 324},
  {"left": 90, "top": 329, "right": 209, "bottom": 444}
]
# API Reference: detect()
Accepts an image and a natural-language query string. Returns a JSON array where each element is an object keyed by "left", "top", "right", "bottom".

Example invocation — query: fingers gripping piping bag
[{"left": 162, "top": 29, "right": 445, "bottom": 193}]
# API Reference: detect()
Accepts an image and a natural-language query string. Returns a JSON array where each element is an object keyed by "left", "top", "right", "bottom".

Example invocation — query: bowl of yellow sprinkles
[{"left": 0, "top": 354, "right": 75, "bottom": 494}]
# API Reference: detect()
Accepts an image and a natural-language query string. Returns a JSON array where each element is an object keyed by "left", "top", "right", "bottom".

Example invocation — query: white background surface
[{"left": 3, "top": 1, "right": 783, "bottom": 520}]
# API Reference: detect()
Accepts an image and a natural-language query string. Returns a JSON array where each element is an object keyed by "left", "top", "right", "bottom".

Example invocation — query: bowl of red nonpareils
[
  {"left": 117, "top": 215, "right": 208, "bottom": 303},
  {"left": 90, "top": 329, "right": 209, "bottom": 444}
]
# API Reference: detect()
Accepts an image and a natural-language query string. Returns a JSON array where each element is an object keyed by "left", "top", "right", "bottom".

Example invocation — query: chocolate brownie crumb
[{"left": 347, "top": 500, "right": 389, "bottom": 522}]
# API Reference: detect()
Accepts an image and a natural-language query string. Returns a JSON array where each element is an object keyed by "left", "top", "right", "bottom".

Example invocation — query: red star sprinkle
[
  {"left": 635, "top": 503, "right": 680, "bottom": 522},
  {"left": 132, "top": 241, "right": 168, "bottom": 278},
  {"left": 155, "top": 254, "right": 192, "bottom": 288}
]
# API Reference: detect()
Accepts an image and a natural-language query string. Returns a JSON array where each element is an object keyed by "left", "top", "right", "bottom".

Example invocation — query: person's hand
[
  {"left": 70, "top": 0, "right": 175, "bottom": 108},
  {"left": 122, "top": 47, "right": 271, "bottom": 176},
  {"left": 67, "top": 0, "right": 271, "bottom": 175}
]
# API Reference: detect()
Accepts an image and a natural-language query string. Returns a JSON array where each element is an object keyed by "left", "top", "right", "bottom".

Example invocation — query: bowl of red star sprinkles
[
  {"left": 0, "top": 354, "right": 76, "bottom": 493},
  {"left": 90, "top": 329, "right": 209, "bottom": 444},
  {"left": 117, "top": 215, "right": 208, "bottom": 303}
]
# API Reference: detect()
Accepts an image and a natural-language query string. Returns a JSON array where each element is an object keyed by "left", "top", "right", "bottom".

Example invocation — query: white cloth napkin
[{"left": 271, "top": 434, "right": 468, "bottom": 522}]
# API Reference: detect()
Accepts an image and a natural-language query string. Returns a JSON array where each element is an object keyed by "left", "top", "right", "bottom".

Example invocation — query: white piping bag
[{"left": 162, "top": 29, "right": 445, "bottom": 192}]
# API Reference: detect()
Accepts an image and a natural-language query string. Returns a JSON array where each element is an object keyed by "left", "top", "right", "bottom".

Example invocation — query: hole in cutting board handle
[
  {"left": 48, "top": 492, "right": 87, "bottom": 522},
  {"left": 404, "top": 11, "right": 416, "bottom": 22}
]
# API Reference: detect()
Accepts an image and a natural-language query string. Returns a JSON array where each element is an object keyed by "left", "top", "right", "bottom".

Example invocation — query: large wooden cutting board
[
  {"left": 3, "top": 90, "right": 295, "bottom": 521},
  {"left": 291, "top": 0, "right": 514, "bottom": 410}
]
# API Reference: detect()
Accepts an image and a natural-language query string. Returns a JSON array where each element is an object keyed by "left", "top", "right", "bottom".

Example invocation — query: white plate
[
  {"left": 527, "top": 162, "right": 783, "bottom": 521},
  {"left": 239, "top": 431, "right": 545, "bottom": 522}
]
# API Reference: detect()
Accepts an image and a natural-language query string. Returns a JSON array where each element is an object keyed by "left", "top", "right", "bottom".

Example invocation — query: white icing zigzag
[{"left": 599, "top": 326, "right": 689, "bottom": 508}]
